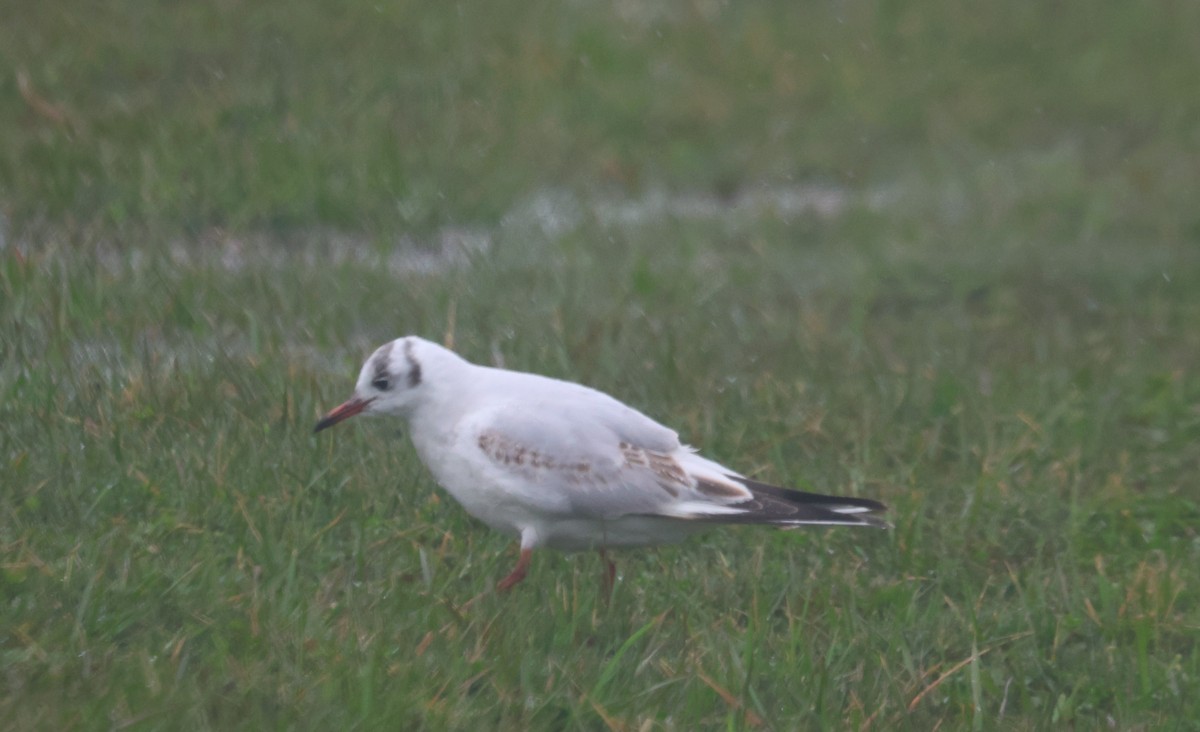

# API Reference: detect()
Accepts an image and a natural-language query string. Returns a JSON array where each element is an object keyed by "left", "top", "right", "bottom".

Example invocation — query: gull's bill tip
[{"left": 314, "top": 397, "right": 373, "bottom": 433}]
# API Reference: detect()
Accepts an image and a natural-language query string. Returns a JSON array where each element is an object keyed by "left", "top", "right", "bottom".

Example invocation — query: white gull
[{"left": 315, "top": 336, "right": 888, "bottom": 591}]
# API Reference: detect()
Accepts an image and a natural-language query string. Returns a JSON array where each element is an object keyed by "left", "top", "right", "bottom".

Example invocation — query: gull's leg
[
  {"left": 496, "top": 548, "right": 532, "bottom": 592},
  {"left": 598, "top": 548, "right": 616, "bottom": 600},
  {"left": 496, "top": 528, "right": 537, "bottom": 592}
]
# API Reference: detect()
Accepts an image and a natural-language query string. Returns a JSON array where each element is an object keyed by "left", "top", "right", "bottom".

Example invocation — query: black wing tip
[
  {"left": 851, "top": 514, "right": 893, "bottom": 530},
  {"left": 731, "top": 474, "right": 891, "bottom": 527},
  {"left": 778, "top": 507, "right": 891, "bottom": 529}
]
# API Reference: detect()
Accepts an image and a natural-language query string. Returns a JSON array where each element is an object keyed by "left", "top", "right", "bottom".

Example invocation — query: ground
[{"left": 2, "top": 2, "right": 1198, "bottom": 729}]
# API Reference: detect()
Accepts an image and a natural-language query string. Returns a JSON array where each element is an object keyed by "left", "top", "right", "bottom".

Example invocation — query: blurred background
[
  {"left": 2, "top": 2, "right": 1198, "bottom": 729},
  {"left": 3, "top": 1, "right": 1196, "bottom": 241}
]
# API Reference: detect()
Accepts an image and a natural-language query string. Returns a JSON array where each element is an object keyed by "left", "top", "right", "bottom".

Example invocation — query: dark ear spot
[
  {"left": 369, "top": 342, "right": 395, "bottom": 391},
  {"left": 404, "top": 339, "right": 422, "bottom": 387}
]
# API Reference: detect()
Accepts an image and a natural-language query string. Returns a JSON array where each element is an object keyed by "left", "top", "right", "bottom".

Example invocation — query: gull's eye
[{"left": 372, "top": 376, "right": 390, "bottom": 391}]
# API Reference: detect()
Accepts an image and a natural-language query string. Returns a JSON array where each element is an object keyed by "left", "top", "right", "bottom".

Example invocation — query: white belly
[{"left": 536, "top": 515, "right": 709, "bottom": 551}]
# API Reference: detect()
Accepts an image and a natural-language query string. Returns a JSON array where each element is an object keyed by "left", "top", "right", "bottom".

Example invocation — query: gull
[{"left": 315, "top": 336, "right": 888, "bottom": 591}]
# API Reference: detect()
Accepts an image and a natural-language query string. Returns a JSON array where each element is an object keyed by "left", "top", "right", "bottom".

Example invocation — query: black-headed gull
[{"left": 315, "top": 336, "right": 887, "bottom": 591}]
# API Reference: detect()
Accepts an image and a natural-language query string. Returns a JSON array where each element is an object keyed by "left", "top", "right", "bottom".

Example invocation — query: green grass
[{"left": 3, "top": 2, "right": 1200, "bottom": 730}]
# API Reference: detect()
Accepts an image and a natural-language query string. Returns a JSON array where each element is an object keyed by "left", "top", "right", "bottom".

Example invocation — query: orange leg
[
  {"left": 599, "top": 548, "right": 616, "bottom": 600},
  {"left": 496, "top": 547, "right": 533, "bottom": 592}
]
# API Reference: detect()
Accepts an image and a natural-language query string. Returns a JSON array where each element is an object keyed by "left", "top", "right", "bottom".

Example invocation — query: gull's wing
[
  {"left": 458, "top": 395, "right": 887, "bottom": 527},
  {"left": 457, "top": 395, "right": 745, "bottom": 520}
]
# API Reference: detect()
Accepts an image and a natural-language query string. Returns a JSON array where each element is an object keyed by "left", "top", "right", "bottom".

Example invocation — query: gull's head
[{"left": 314, "top": 336, "right": 447, "bottom": 432}]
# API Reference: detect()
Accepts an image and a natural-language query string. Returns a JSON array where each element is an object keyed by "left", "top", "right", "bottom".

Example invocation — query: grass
[{"left": 3, "top": 1, "right": 1199, "bottom": 729}]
